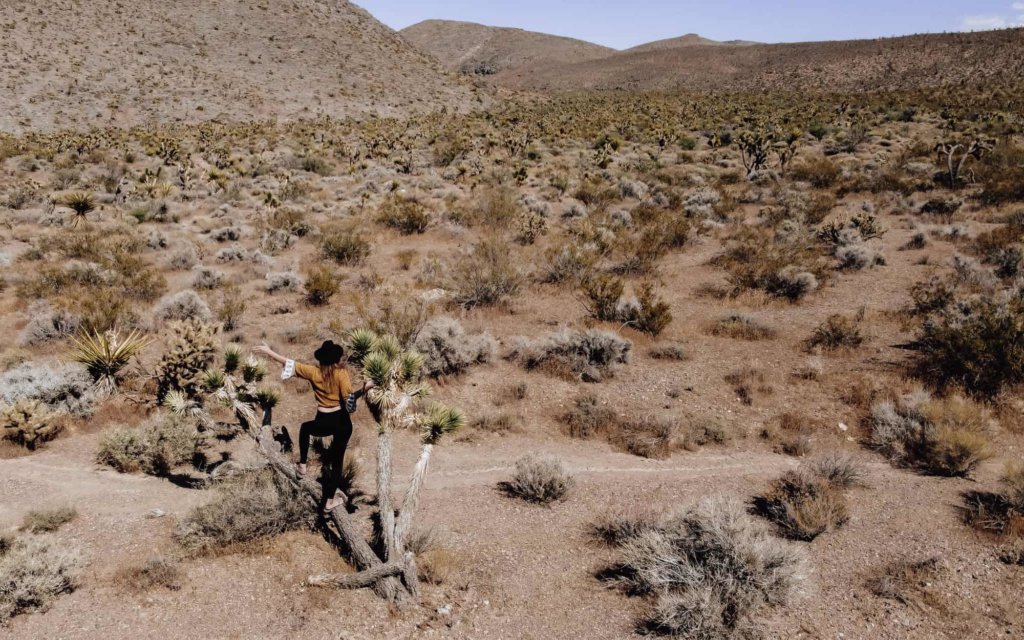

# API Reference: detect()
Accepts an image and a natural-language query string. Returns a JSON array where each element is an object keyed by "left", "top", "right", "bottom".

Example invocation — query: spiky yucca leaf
[
  {"left": 375, "top": 334, "right": 402, "bottom": 361},
  {"left": 256, "top": 386, "right": 281, "bottom": 409},
  {"left": 224, "top": 345, "right": 243, "bottom": 373},
  {"left": 70, "top": 330, "right": 151, "bottom": 391},
  {"left": 419, "top": 404, "right": 464, "bottom": 445},
  {"left": 242, "top": 357, "right": 268, "bottom": 383},
  {"left": 62, "top": 192, "right": 97, "bottom": 216},
  {"left": 363, "top": 351, "right": 393, "bottom": 388},
  {"left": 348, "top": 328, "right": 379, "bottom": 365},
  {"left": 202, "top": 369, "right": 226, "bottom": 392},
  {"left": 399, "top": 351, "right": 424, "bottom": 382}
]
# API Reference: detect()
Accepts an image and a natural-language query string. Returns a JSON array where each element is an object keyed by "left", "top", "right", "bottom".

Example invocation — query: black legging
[{"left": 298, "top": 410, "right": 353, "bottom": 500}]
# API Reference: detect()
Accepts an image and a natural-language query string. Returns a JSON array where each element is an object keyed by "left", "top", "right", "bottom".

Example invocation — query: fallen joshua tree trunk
[{"left": 190, "top": 330, "right": 463, "bottom": 604}]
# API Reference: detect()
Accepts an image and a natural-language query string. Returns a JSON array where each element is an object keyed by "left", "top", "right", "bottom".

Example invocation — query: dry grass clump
[
  {"left": 303, "top": 266, "right": 339, "bottom": 306},
  {"left": 114, "top": 557, "right": 182, "bottom": 592},
  {"left": 866, "top": 557, "right": 944, "bottom": 608},
  {"left": 509, "top": 328, "right": 631, "bottom": 383},
  {"left": 753, "top": 469, "right": 850, "bottom": 541},
  {"left": 499, "top": 455, "right": 574, "bottom": 505},
  {"left": 21, "top": 507, "right": 77, "bottom": 534},
  {"left": 412, "top": 317, "right": 496, "bottom": 377},
  {"left": 869, "top": 391, "right": 991, "bottom": 477},
  {"left": 175, "top": 470, "right": 311, "bottom": 554},
  {"left": 377, "top": 195, "right": 431, "bottom": 234},
  {"left": 609, "top": 418, "right": 681, "bottom": 459},
  {"left": 648, "top": 343, "right": 689, "bottom": 361},
  {"left": 405, "top": 529, "right": 463, "bottom": 586},
  {"left": 961, "top": 463, "right": 1024, "bottom": 561},
  {"left": 320, "top": 224, "right": 370, "bottom": 265},
  {"left": 589, "top": 506, "right": 661, "bottom": 547},
  {"left": 725, "top": 367, "right": 772, "bottom": 407},
  {"left": 762, "top": 412, "right": 818, "bottom": 457},
  {"left": 708, "top": 314, "right": 776, "bottom": 341},
  {"left": 0, "top": 536, "right": 85, "bottom": 623},
  {"left": 95, "top": 414, "right": 200, "bottom": 476},
  {"left": 154, "top": 290, "right": 213, "bottom": 323},
  {"left": 448, "top": 236, "right": 524, "bottom": 308},
  {"left": 598, "top": 497, "right": 807, "bottom": 639},
  {"left": 806, "top": 312, "right": 865, "bottom": 351},
  {"left": 714, "top": 228, "right": 826, "bottom": 302},
  {"left": 563, "top": 394, "right": 617, "bottom": 439}
]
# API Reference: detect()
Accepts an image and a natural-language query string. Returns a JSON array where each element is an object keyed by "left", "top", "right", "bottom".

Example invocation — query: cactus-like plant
[
  {"left": 1, "top": 398, "right": 63, "bottom": 450},
  {"left": 155, "top": 319, "right": 219, "bottom": 401},
  {"left": 69, "top": 330, "right": 150, "bottom": 394}
]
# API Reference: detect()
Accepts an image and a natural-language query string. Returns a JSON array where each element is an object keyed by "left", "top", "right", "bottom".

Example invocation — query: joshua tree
[
  {"left": 935, "top": 138, "right": 994, "bottom": 188},
  {"left": 60, "top": 192, "right": 97, "bottom": 227},
  {"left": 174, "top": 331, "right": 463, "bottom": 604},
  {"left": 737, "top": 129, "right": 771, "bottom": 177}
]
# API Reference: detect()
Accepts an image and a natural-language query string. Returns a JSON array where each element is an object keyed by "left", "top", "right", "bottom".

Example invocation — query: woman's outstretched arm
[{"left": 253, "top": 343, "right": 289, "bottom": 367}]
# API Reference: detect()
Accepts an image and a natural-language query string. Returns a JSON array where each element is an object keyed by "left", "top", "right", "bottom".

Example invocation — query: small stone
[{"left": 145, "top": 509, "right": 166, "bottom": 519}]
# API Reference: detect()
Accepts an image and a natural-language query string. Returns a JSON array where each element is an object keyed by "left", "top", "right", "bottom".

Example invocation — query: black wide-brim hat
[{"left": 314, "top": 340, "right": 343, "bottom": 366}]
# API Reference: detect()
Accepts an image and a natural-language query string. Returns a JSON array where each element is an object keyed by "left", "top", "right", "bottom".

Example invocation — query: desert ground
[{"left": 1, "top": 4, "right": 1023, "bottom": 640}]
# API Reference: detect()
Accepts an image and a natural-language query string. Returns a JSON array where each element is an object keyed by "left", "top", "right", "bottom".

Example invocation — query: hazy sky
[{"left": 356, "top": 1, "right": 1024, "bottom": 49}]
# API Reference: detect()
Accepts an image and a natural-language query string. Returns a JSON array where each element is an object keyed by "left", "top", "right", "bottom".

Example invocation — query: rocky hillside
[
  {"left": 0, "top": 0, "right": 480, "bottom": 132},
  {"left": 494, "top": 28, "right": 1024, "bottom": 93},
  {"left": 625, "top": 33, "right": 758, "bottom": 53},
  {"left": 400, "top": 19, "right": 614, "bottom": 76}
]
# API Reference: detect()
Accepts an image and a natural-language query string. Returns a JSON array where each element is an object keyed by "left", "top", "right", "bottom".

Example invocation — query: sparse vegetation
[
  {"left": 0, "top": 536, "right": 84, "bottom": 623},
  {"left": 499, "top": 455, "right": 574, "bottom": 504}
]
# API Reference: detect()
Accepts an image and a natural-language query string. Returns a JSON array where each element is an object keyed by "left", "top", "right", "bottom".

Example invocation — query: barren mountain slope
[
  {"left": 497, "top": 28, "right": 1024, "bottom": 92},
  {"left": 400, "top": 19, "right": 615, "bottom": 75},
  {"left": 0, "top": 0, "right": 479, "bottom": 132},
  {"left": 625, "top": 33, "right": 759, "bottom": 53}
]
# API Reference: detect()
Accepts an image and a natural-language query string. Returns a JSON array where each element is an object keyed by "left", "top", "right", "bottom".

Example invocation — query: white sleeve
[{"left": 282, "top": 359, "right": 296, "bottom": 381}]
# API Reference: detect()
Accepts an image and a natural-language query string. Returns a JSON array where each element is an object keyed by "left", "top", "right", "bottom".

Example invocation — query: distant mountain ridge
[{"left": 400, "top": 19, "right": 615, "bottom": 75}]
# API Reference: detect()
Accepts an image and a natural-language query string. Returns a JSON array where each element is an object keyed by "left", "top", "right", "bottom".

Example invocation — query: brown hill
[
  {"left": 625, "top": 33, "right": 758, "bottom": 53},
  {"left": 400, "top": 19, "right": 615, "bottom": 76},
  {"left": 495, "top": 28, "right": 1024, "bottom": 92},
  {"left": 0, "top": 0, "right": 479, "bottom": 133}
]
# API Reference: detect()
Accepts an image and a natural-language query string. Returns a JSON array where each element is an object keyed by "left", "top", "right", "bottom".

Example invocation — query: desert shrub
[
  {"left": 914, "top": 294, "right": 1024, "bottom": 397},
  {"left": 303, "top": 267, "right": 338, "bottom": 306},
  {"left": 216, "top": 286, "right": 247, "bottom": 331},
  {"left": 115, "top": 558, "right": 182, "bottom": 592},
  {"left": 377, "top": 195, "right": 431, "bottom": 234},
  {"left": 353, "top": 294, "right": 432, "bottom": 348},
  {"left": 709, "top": 314, "right": 776, "bottom": 341},
  {"left": 869, "top": 392, "right": 991, "bottom": 477},
  {"left": 449, "top": 237, "right": 524, "bottom": 308},
  {"left": 648, "top": 344, "right": 689, "bottom": 361},
  {"left": 175, "top": 470, "right": 311, "bottom": 554},
  {"left": 609, "top": 417, "right": 680, "bottom": 459},
  {"left": 961, "top": 463, "right": 1024, "bottom": 544},
  {"left": 581, "top": 277, "right": 673, "bottom": 336},
  {"left": 0, "top": 536, "right": 84, "bottom": 623},
  {"left": 154, "top": 290, "right": 212, "bottom": 323},
  {"left": 320, "top": 225, "right": 370, "bottom": 265},
  {"left": 763, "top": 412, "right": 816, "bottom": 457},
  {"left": 789, "top": 155, "right": 841, "bottom": 188},
  {"left": 589, "top": 506, "right": 660, "bottom": 546},
  {"left": 265, "top": 271, "right": 303, "bottom": 293},
  {"left": 21, "top": 507, "right": 77, "bottom": 534},
  {"left": 509, "top": 329, "right": 632, "bottom": 382},
  {"left": 155, "top": 319, "right": 219, "bottom": 400},
  {"left": 867, "top": 557, "right": 943, "bottom": 606},
  {"left": 977, "top": 143, "right": 1024, "bottom": 205},
  {"left": 715, "top": 229, "right": 825, "bottom": 301},
  {"left": 472, "top": 186, "right": 521, "bottom": 228},
  {"left": 412, "top": 317, "right": 496, "bottom": 377},
  {"left": 806, "top": 313, "right": 865, "bottom": 351},
  {"left": 17, "top": 303, "right": 80, "bottom": 346},
  {"left": 96, "top": 414, "right": 200, "bottom": 476},
  {"left": 499, "top": 455, "right": 574, "bottom": 505},
  {"left": 809, "top": 453, "right": 865, "bottom": 489},
  {"left": 0, "top": 363, "right": 94, "bottom": 417},
  {"left": 563, "top": 394, "right": 616, "bottom": 439},
  {"left": 606, "top": 497, "right": 807, "bottom": 638},
  {"left": 754, "top": 470, "right": 849, "bottom": 541},
  {"left": 0, "top": 399, "right": 63, "bottom": 450},
  {"left": 191, "top": 266, "right": 224, "bottom": 291},
  {"left": 725, "top": 367, "right": 772, "bottom": 408},
  {"left": 683, "top": 420, "right": 731, "bottom": 450}
]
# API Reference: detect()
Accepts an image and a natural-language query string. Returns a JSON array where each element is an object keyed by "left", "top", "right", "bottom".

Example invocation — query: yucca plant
[
  {"left": 70, "top": 330, "right": 151, "bottom": 394},
  {"left": 201, "top": 369, "right": 226, "bottom": 392},
  {"left": 61, "top": 192, "right": 97, "bottom": 227},
  {"left": 241, "top": 357, "right": 268, "bottom": 384},
  {"left": 255, "top": 386, "right": 281, "bottom": 410},
  {"left": 223, "top": 344, "right": 243, "bottom": 374}
]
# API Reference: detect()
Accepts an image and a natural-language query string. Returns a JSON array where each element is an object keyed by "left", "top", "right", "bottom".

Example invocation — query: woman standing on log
[{"left": 253, "top": 340, "right": 369, "bottom": 512}]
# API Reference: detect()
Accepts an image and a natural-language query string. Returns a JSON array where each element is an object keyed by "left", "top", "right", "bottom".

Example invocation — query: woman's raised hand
[{"left": 252, "top": 342, "right": 274, "bottom": 358}]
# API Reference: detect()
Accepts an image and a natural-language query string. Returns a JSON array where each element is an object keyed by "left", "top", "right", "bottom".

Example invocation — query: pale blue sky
[{"left": 357, "top": 1, "right": 1024, "bottom": 49}]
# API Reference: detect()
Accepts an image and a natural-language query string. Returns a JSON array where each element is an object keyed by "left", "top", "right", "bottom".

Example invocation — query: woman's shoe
[
  {"left": 296, "top": 463, "right": 307, "bottom": 477},
  {"left": 324, "top": 494, "right": 347, "bottom": 513}
]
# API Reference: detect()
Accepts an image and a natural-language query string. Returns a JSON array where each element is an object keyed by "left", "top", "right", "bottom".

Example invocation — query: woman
[{"left": 253, "top": 340, "right": 368, "bottom": 512}]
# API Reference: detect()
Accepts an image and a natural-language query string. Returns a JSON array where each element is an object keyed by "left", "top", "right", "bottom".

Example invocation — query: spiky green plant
[
  {"left": 348, "top": 328, "right": 378, "bottom": 365},
  {"left": 201, "top": 369, "right": 226, "bottom": 392},
  {"left": 255, "top": 386, "right": 281, "bottom": 410},
  {"left": 70, "top": 330, "right": 150, "bottom": 394},
  {"left": 241, "top": 357, "right": 267, "bottom": 384},
  {"left": 61, "top": 192, "right": 97, "bottom": 227},
  {"left": 223, "top": 345, "right": 243, "bottom": 374}
]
